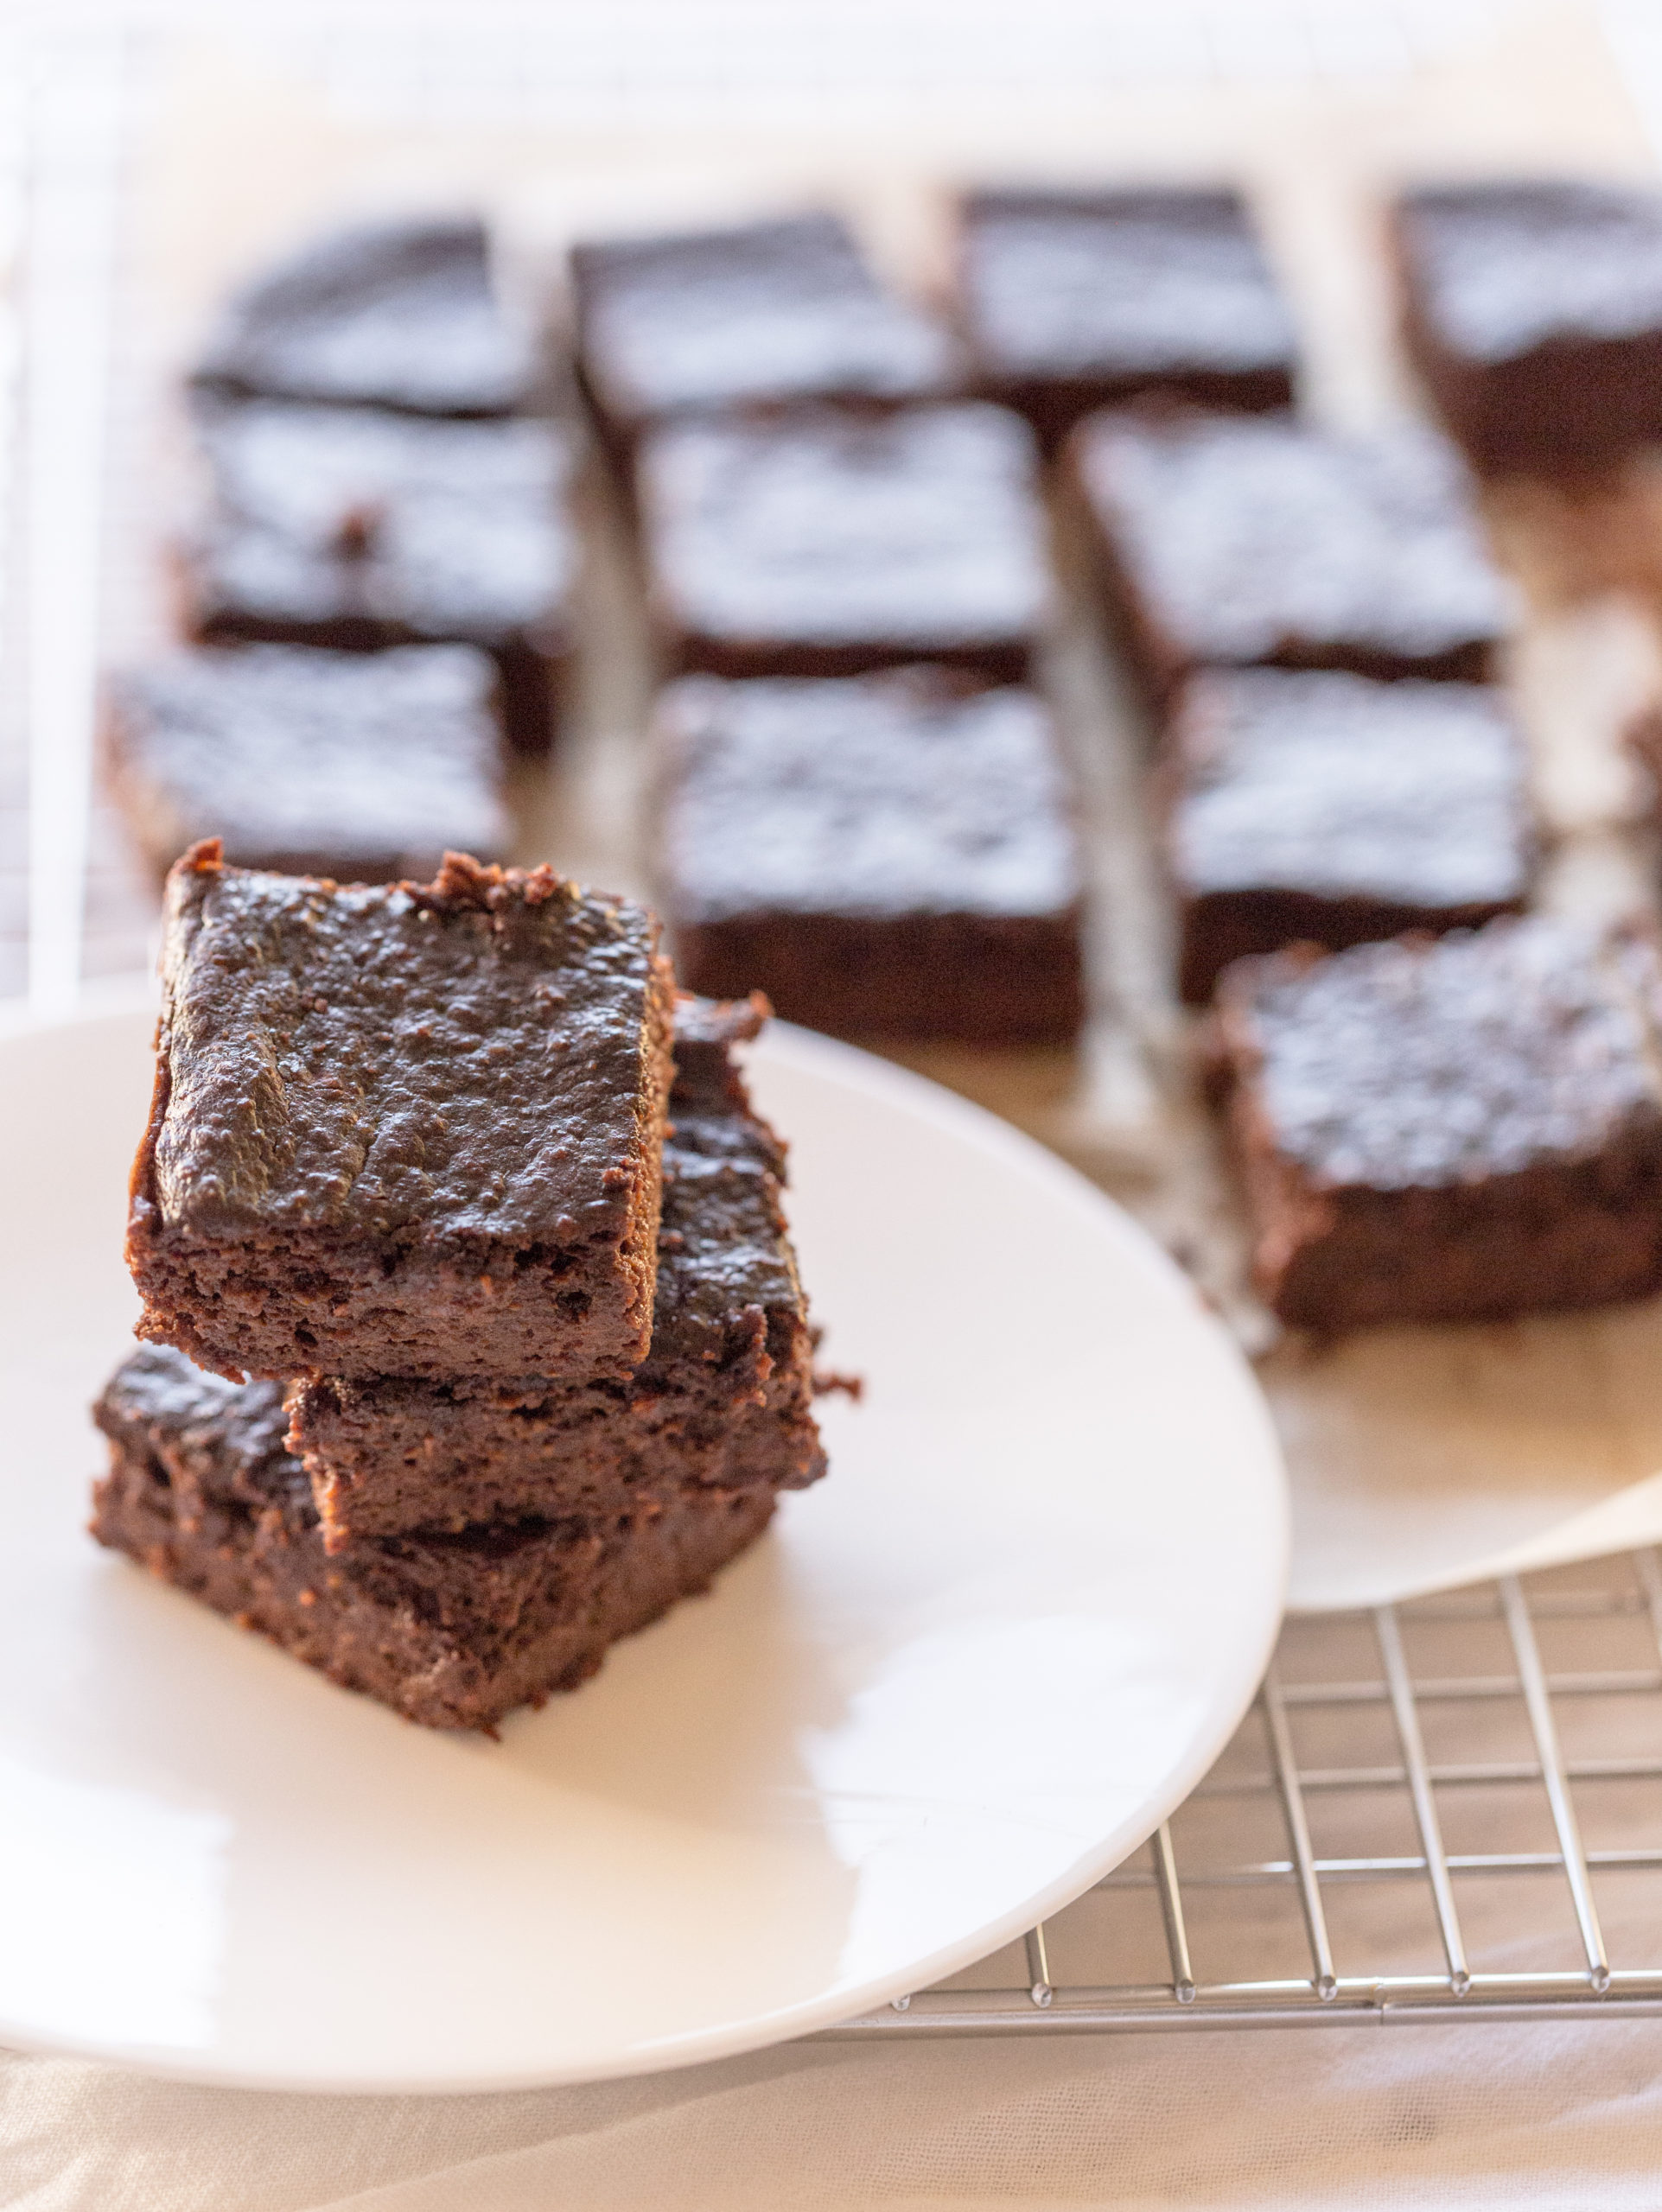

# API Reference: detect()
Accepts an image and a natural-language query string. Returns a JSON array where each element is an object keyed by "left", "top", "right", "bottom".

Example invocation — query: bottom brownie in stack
[{"left": 91, "top": 996, "right": 826, "bottom": 1731}]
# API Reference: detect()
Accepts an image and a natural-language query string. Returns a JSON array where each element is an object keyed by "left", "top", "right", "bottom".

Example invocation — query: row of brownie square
[
  {"left": 576, "top": 181, "right": 1662, "bottom": 481},
  {"left": 108, "top": 847, "right": 828, "bottom": 1729}
]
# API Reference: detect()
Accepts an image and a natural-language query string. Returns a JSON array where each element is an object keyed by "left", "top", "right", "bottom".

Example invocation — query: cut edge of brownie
[
  {"left": 126, "top": 842, "right": 676, "bottom": 1385},
  {"left": 90, "top": 1344, "right": 774, "bottom": 1732},
  {"left": 1211, "top": 927, "right": 1662, "bottom": 1331}
]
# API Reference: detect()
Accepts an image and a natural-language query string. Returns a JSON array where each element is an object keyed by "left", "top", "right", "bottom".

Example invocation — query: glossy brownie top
[
  {"left": 1395, "top": 181, "right": 1662, "bottom": 362},
  {"left": 640, "top": 404, "right": 1049, "bottom": 649},
  {"left": 139, "top": 845, "right": 670, "bottom": 1245},
  {"left": 193, "top": 216, "right": 535, "bottom": 416},
  {"left": 657, "top": 671, "right": 1081, "bottom": 919},
  {"left": 111, "top": 643, "right": 508, "bottom": 871},
  {"left": 959, "top": 186, "right": 1296, "bottom": 380},
  {"left": 574, "top": 211, "right": 955, "bottom": 423},
  {"left": 1221, "top": 918, "right": 1662, "bottom": 1191},
  {"left": 192, "top": 403, "right": 576, "bottom": 639},
  {"left": 1075, "top": 410, "right": 1514, "bottom": 664},
  {"left": 1170, "top": 669, "right": 1531, "bottom": 903}
]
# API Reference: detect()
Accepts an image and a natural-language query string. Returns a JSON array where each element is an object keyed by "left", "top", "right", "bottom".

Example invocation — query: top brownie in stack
[
  {"left": 571, "top": 212, "right": 957, "bottom": 460},
  {"left": 126, "top": 842, "right": 675, "bottom": 1384},
  {"left": 1066, "top": 410, "right": 1514, "bottom": 711},
  {"left": 956, "top": 187, "right": 1297, "bottom": 452},
  {"left": 1391, "top": 181, "right": 1662, "bottom": 475},
  {"left": 192, "top": 215, "right": 537, "bottom": 417}
]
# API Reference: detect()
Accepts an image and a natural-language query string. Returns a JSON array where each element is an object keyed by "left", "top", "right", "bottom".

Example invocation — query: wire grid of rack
[
  {"left": 825, "top": 1550, "right": 1662, "bottom": 2037},
  {"left": 11, "top": 0, "right": 1662, "bottom": 2050}
]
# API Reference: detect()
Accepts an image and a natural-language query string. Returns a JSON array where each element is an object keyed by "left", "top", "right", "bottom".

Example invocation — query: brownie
[
  {"left": 91, "top": 1344, "right": 775, "bottom": 1732},
  {"left": 571, "top": 211, "right": 956, "bottom": 458},
  {"left": 1391, "top": 181, "right": 1662, "bottom": 475},
  {"left": 956, "top": 187, "right": 1296, "bottom": 453},
  {"left": 1066, "top": 409, "right": 1514, "bottom": 710},
  {"left": 126, "top": 844, "right": 676, "bottom": 1384},
  {"left": 290, "top": 994, "right": 827, "bottom": 1546},
  {"left": 1167, "top": 669, "right": 1533, "bottom": 1003},
  {"left": 192, "top": 215, "right": 536, "bottom": 416},
  {"left": 184, "top": 402, "right": 577, "bottom": 756},
  {"left": 638, "top": 404, "right": 1051, "bottom": 683},
  {"left": 105, "top": 643, "right": 509, "bottom": 884},
  {"left": 652, "top": 670, "right": 1085, "bottom": 1045},
  {"left": 1212, "top": 918, "right": 1662, "bottom": 1331}
]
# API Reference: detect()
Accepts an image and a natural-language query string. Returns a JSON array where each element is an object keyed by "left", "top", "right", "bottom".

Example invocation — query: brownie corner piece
[
  {"left": 1213, "top": 918, "right": 1662, "bottom": 1331},
  {"left": 126, "top": 842, "right": 675, "bottom": 1383},
  {"left": 956, "top": 185, "right": 1296, "bottom": 452},
  {"left": 1391, "top": 179, "right": 1662, "bottom": 474},
  {"left": 1165, "top": 668, "right": 1533, "bottom": 1003},
  {"left": 653, "top": 669, "right": 1086, "bottom": 1044},
  {"left": 91, "top": 1341, "right": 775, "bottom": 1733},
  {"left": 192, "top": 213, "right": 535, "bottom": 417}
]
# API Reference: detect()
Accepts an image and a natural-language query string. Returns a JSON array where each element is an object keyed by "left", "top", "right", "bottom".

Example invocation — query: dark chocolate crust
[
  {"left": 127, "top": 845, "right": 675, "bottom": 1383},
  {"left": 105, "top": 643, "right": 509, "bottom": 883},
  {"left": 1391, "top": 181, "right": 1662, "bottom": 475},
  {"left": 191, "top": 216, "right": 535, "bottom": 417},
  {"left": 92, "top": 1344, "right": 774, "bottom": 1732},
  {"left": 184, "top": 404, "right": 576, "bottom": 758},
  {"left": 1166, "top": 669, "right": 1533, "bottom": 1002},
  {"left": 571, "top": 211, "right": 956, "bottom": 459},
  {"left": 290, "top": 991, "right": 827, "bottom": 1545},
  {"left": 955, "top": 187, "right": 1296, "bottom": 454},
  {"left": 653, "top": 671, "right": 1085, "bottom": 1044},
  {"left": 1213, "top": 920, "right": 1662, "bottom": 1330},
  {"left": 637, "top": 404, "right": 1050, "bottom": 683},
  {"left": 1065, "top": 408, "right": 1513, "bottom": 711}
]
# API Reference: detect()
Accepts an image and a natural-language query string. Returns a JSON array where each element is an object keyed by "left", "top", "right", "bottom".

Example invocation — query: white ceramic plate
[{"left": 0, "top": 1005, "right": 1286, "bottom": 2092}]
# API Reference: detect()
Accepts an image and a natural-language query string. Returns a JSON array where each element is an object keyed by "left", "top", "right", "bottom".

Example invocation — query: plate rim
[{"left": 0, "top": 1001, "right": 1289, "bottom": 2092}]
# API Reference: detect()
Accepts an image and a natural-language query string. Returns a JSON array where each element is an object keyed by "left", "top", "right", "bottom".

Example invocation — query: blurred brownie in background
[
  {"left": 1067, "top": 409, "right": 1514, "bottom": 712},
  {"left": 105, "top": 643, "right": 509, "bottom": 884},
  {"left": 639, "top": 404, "right": 1050, "bottom": 683},
  {"left": 571, "top": 211, "right": 958, "bottom": 461},
  {"left": 1391, "top": 181, "right": 1662, "bottom": 475},
  {"left": 653, "top": 668, "right": 1085, "bottom": 1045},
  {"left": 183, "top": 403, "right": 578, "bottom": 756},
  {"left": 192, "top": 215, "right": 538, "bottom": 417},
  {"left": 956, "top": 186, "right": 1296, "bottom": 454},
  {"left": 1211, "top": 918, "right": 1662, "bottom": 1331},
  {"left": 1166, "top": 669, "right": 1533, "bottom": 1002}
]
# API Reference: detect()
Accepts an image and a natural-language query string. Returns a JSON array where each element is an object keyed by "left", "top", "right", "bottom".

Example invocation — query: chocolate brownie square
[
  {"left": 106, "top": 643, "right": 509, "bottom": 884},
  {"left": 192, "top": 215, "right": 536, "bottom": 416},
  {"left": 127, "top": 844, "right": 675, "bottom": 1384},
  {"left": 652, "top": 670, "right": 1085, "bottom": 1044},
  {"left": 956, "top": 187, "right": 1296, "bottom": 453},
  {"left": 290, "top": 995, "right": 825, "bottom": 1546},
  {"left": 1391, "top": 181, "right": 1662, "bottom": 475},
  {"left": 638, "top": 403, "right": 1051, "bottom": 683},
  {"left": 1212, "top": 918, "right": 1662, "bottom": 1330},
  {"left": 184, "top": 403, "right": 577, "bottom": 756},
  {"left": 1067, "top": 409, "right": 1514, "bottom": 710},
  {"left": 571, "top": 211, "right": 956, "bottom": 458},
  {"left": 91, "top": 1344, "right": 775, "bottom": 1732},
  {"left": 1167, "top": 669, "right": 1533, "bottom": 1002}
]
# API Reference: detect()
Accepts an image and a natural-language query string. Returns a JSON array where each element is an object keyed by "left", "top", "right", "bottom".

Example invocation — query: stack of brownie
[
  {"left": 571, "top": 210, "right": 1088, "bottom": 1047},
  {"left": 92, "top": 842, "right": 826, "bottom": 1731},
  {"left": 108, "top": 215, "right": 583, "bottom": 886}
]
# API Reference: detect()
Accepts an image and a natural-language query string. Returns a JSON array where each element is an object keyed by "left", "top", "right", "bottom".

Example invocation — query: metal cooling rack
[{"left": 826, "top": 1551, "right": 1662, "bottom": 2037}]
